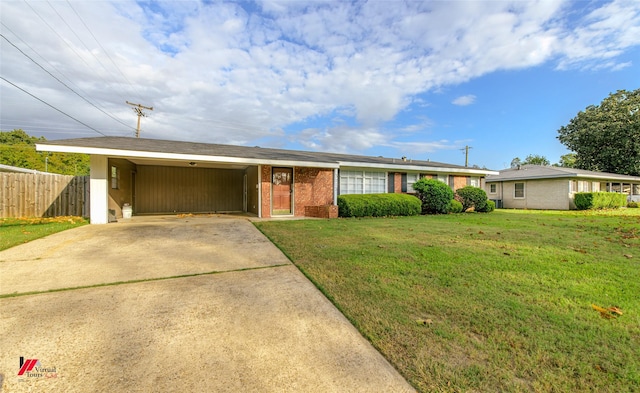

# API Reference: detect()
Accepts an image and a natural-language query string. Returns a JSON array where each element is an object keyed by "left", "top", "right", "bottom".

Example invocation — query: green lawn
[
  {"left": 0, "top": 216, "right": 88, "bottom": 251},
  {"left": 255, "top": 209, "right": 640, "bottom": 393}
]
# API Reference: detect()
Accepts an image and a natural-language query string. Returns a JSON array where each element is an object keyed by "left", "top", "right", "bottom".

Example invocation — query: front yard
[
  {"left": 255, "top": 209, "right": 640, "bottom": 392},
  {"left": 0, "top": 216, "right": 88, "bottom": 251}
]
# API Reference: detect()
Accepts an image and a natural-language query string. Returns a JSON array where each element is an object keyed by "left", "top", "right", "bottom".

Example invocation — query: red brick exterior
[
  {"left": 452, "top": 175, "right": 468, "bottom": 192},
  {"left": 394, "top": 173, "right": 402, "bottom": 193},
  {"left": 259, "top": 165, "right": 337, "bottom": 218},
  {"left": 304, "top": 205, "right": 339, "bottom": 218},
  {"left": 260, "top": 165, "right": 272, "bottom": 218},
  {"left": 293, "top": 167, "right": 335, "bottom": 217}
]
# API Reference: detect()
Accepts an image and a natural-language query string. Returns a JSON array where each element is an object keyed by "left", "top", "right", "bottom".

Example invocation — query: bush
[
  {"left": 412, "top": 178, "right": 454, "bottom": 214},
  {"left": 477, "top": 199, "right": 495, "bottom": 213},
  {"left": 628, "top": 201, "right": 639, "bottom": 208},
  {"left": 455, "top": 186, "right": 488, "bottom": 212},
  {"left": 337, "top": 193, "right": 421, "bottom": 217},
  {"left": 574, "top": 192, "right": 627, "bottom": 210},
  {"left": 448, "top": 199, "right": 463, "bottom": 213}
]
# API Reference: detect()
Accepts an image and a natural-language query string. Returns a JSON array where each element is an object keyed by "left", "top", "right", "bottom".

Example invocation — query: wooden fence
[{"left": 0, "top": 173, "right": 89, "bottom": 218}]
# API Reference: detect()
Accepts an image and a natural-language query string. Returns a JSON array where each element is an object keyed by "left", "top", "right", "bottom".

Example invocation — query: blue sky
[{"left": 1, "top": 0, "right": 639, "bottom": 170}]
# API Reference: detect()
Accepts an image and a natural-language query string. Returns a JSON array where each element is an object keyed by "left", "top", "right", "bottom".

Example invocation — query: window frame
[
  {"left": 110, "top": 165, "right": 119, "bottom": 189},
  {"left": 514, "top": 182, "right": 525, "bottom": 199}
]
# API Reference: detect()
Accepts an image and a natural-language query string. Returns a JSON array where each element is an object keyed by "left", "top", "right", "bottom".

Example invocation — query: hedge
[
  {"left": 455, "top": 186, "right": 488, "bottom": 212},
  {"left": 574, "top": 192, "right": 627, "bottom": 210},
  {"left": 337, "top": 193, "right": 422, "bottom": 217},
  {"left": 412, "top": 178, "right": 454, "bottom": 214},
  {"left": 448, "top": 199, "right": 463, "bottom": 213}
]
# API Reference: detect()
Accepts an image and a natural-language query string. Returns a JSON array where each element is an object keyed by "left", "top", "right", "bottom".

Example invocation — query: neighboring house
[
  {"left": 36, "top": 137, "right": 497, "bottom": 224},
  {"left": 485, "top": 165, "right": 640, "bottom": 210}
]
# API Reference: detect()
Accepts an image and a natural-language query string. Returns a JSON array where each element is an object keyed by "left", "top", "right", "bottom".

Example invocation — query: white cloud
[
  {"left": 1, "top": 0, "right": 639, "bottom": 154},
  {"left": 452, "top": 95, "right": 476, "bottom": 106}
]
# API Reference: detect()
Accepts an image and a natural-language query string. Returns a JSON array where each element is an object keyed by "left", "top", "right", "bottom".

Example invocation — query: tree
[
  {"left": 557, "top": 89, "right": 640, "bottom": 176},
  {"left": 555, "top": 153, "right": 576, "bottom": 168},
  {"left": 511, "top": 154, "right": 550, "bottom": 167},
  {"left": 0, "top": 129, "right": 90, "bottom": 175}
]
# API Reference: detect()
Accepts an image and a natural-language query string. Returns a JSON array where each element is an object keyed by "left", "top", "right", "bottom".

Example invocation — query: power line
[
  {"left": 0, "top": 32, "right": 135, "bottom": 132},
  {"left": 0, "top": 76, "right": 107, "bottom": 137},
  {"left": 65, "top": 0, "right": 144, "bottom": 100}
]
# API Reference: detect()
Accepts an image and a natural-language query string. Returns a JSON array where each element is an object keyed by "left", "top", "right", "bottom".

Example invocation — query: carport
[{"left": 107, "top": 156, "right": 258, "bottom": 218}]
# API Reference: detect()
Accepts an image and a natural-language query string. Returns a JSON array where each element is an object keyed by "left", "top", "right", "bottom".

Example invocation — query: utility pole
[
  {"left": 126, "top": 101, "right": 153, "bottom": 138},
  {"left": 461, "top": 145, "right": 472, "bottom": 167}
]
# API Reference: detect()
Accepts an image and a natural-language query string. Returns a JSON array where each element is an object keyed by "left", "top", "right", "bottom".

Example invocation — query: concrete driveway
[{"left": 0, "top": 215, "right": 414, "bottom": 392}]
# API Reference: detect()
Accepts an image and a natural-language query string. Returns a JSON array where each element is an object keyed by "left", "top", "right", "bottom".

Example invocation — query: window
[
  {"left": 489, "top": 184, "right": 497, "bottom": 194},
  {"left": 569, "top": 180, "right": 577, "bottom": 193},
  {"left": 633, "top": 184, "right": 640, "bottom": 195},
  {"left": 469, "top": 177, "right": 480, "bottom": 187},
  {"left": 339, "top": 170, "right": 385, "bottom": 194},
  {"left": 406, "top": 173, "right": 419, "bottom": 193},
  {"left": 111, "top": 166, "right": 119, "bottom": 189},
  {"left": 437, "top": 174, "right": 448, "bottom": 184},
  {"left": 364, "top": 171, "right": 386, "bottom": 193},
  {"left": 578, "top": 181, "right": 590, "bottom": 192},
  {"left": 514, "top": 183, "right": 525, "bottom": 198}
]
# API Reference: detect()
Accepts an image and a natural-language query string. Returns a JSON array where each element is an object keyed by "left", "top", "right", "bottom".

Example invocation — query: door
[{"left": 272, "top": 167, "right": 293, "bottom": 215}]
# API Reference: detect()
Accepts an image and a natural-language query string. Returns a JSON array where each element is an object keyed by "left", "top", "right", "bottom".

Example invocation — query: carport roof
[{"left": 37, "top": 136, "right": 496, "bottom": 175}]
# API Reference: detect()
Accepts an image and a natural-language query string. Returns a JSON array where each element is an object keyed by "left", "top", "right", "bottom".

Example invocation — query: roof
[
  {"left": 37, "top": 136, "right": 497, "bottom": 175},
  {"left": 486, "top": 165, "right": 640, "bottom": 182}
]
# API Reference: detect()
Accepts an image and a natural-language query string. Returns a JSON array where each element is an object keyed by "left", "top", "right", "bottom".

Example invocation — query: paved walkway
[{"left": 0, "top": 215, "right": 415, "bottom": 392}]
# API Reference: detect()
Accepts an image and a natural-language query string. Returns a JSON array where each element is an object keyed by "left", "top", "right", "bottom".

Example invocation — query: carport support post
[{"left": 90, "top": 155, "right": 109, "bottom": 224}]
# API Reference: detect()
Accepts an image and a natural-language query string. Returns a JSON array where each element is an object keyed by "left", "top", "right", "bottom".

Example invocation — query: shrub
[
  {"left": 449, "top": 199, "right": 463, "bottom": 213},
  {"left": 455, "top": 186, "right": 488, "bottom": 212},
  {"left": 574, "top": 192, "right": 627, "bottom": 210},
  {"left": 628, "top": 201, "right": 639, "bottom": 208},
  {"left": 477, "top": 199, "right": 495, "bottom": 213},
  {"left": 412, "top": 178, "right": 454, "bottom": 214},
  {"left": 337, "top": 193, "right": 421, "bottom": 217}
]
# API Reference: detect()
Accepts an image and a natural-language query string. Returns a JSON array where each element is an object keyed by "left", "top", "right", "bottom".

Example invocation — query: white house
[{"left": 485, "top": 165, "right": 640, "bottom": 210}]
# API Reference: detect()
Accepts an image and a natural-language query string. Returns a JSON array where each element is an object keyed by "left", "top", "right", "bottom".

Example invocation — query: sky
[{"left": 1, "top": 1, "right": 639, "bottom": 170}]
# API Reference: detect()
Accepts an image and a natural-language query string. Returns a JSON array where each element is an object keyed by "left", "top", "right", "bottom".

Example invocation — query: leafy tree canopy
[
  {"left": 0, "top": 129, "right": 90, "bottom": 175},
  {"left": 510, "top": 154, "right": 550, "bottom": 168},
  {"left": 555, "top": 153, "right": 577, "bottom": 168},
  {"left": 557, "top": 89, "right": 640, "bottom": 176}
]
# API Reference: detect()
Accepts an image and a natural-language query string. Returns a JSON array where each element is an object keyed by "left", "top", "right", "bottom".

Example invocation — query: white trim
[
  {"left": 36, "top": 144, "right": 339, "bottom": 169},
  {"left": 338, "top": 162, "right": 497, "bottom": 175},
  {"left": 514, "top": 182, "right": 526, "bottom": 199}
]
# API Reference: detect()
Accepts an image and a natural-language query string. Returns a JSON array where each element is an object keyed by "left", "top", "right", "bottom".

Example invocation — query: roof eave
[{"left": 36, "top": 143, "right": 340, "bottom": 169}]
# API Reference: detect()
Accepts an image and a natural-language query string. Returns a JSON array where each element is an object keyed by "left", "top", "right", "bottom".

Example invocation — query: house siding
[
  {"left": 494, "top": 179, "right": 571, "bottom": 210},
  {"left": 108, "top": 158, "right": 136, "bottom": 218},
  {"left": 246, "top": 166, "right": 259, "bottom": 215},
  {"left": 136, "top": 165, "right": 244, "bottom": 214}
]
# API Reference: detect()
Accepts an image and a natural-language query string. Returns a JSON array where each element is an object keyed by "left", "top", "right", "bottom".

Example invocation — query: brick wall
[
  {"left": 452, "top": 175, "right": 468, "bottom": 192},
  {"left": 294, "top": 167, "right": 335, "bottom": 217},
  {"left": 394, "top": 173, "right": 402, "bottom": 193},
  {"left": 260, "top": 165, "right": 271, "bottom": 218}
]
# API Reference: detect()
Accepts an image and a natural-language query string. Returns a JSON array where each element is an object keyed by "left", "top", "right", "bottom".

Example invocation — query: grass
[
  {"left": 255, "top": 209, "right": 640, "bottom": 392},
  {"left": 0, "top": 216, "right": 88, "bottom": 251}
]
